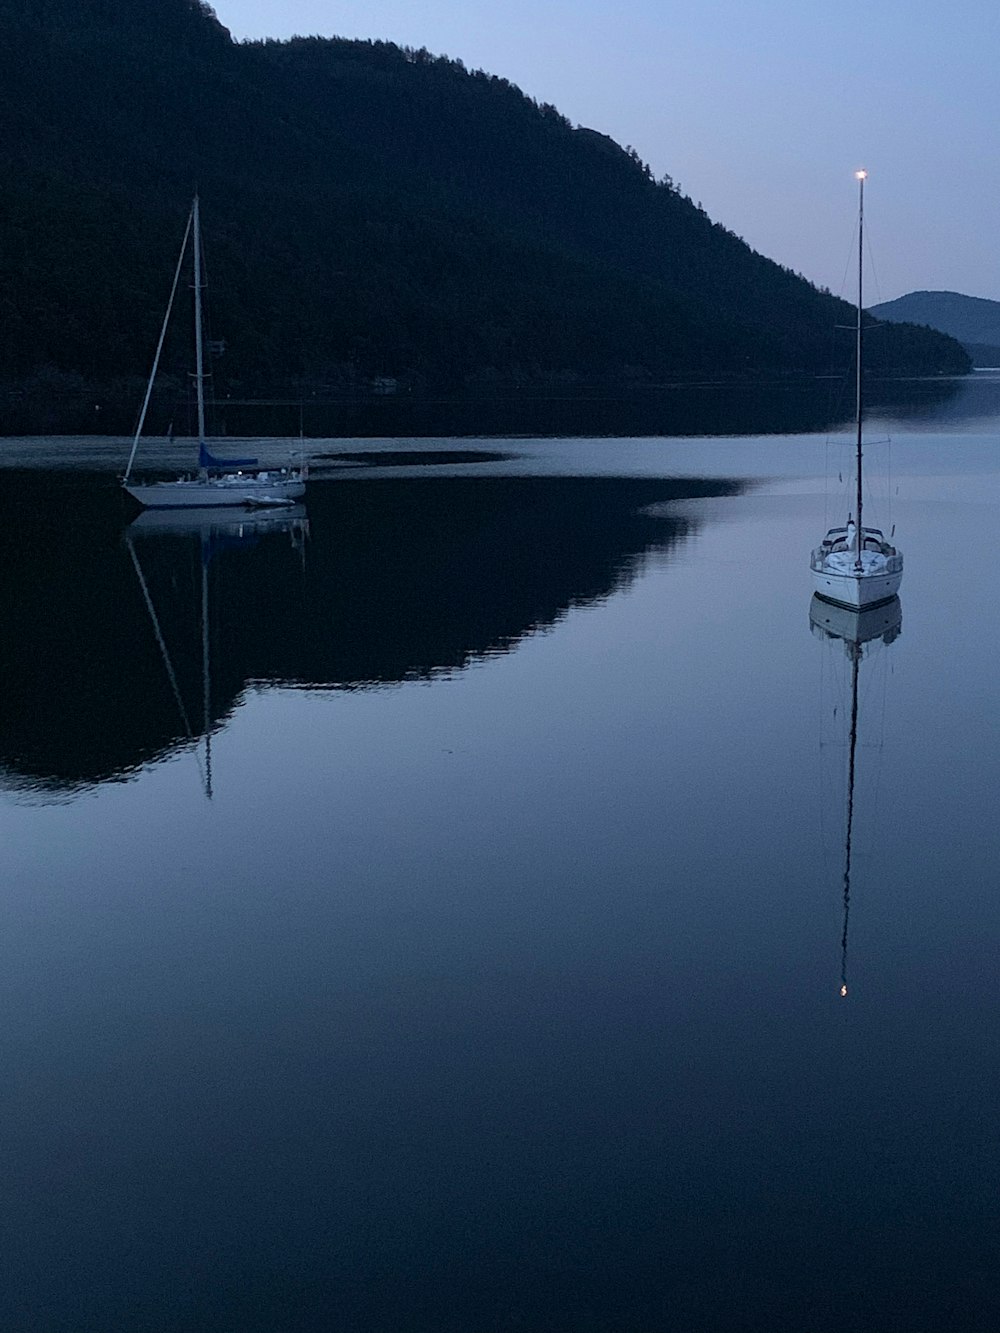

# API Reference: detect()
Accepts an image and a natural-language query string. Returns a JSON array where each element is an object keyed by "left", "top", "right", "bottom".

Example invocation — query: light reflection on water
[{"left": 2, "top": 411, "right": 1000, "bottom": 1331}]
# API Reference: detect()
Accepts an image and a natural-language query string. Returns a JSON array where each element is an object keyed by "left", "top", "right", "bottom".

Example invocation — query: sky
[{"left": 214, "top": 1, "right": 1000, "bottom": 303}]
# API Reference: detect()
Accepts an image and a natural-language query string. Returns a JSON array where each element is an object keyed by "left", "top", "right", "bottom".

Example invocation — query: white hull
[
  {"left": 811, "top": 565, "right": 902, "bottom": 609},
  {"left": 125, "top": 474, "right": 305, "bottom": 510},
  {"left": 811, "top": 522, "right": 902, "bottom": 610}
]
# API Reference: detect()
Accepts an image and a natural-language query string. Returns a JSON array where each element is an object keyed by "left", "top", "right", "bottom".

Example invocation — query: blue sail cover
[{"left": 199, "top": 442, "right": 258, "bottom": 470}]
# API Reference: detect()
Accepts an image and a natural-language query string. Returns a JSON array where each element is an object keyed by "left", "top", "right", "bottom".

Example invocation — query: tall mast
[
  {"left": 192, "top": 195, "right": 208, "bottom": 468},
  {"left": 854, "top": 170, "right": 867, "bottom": 571}
]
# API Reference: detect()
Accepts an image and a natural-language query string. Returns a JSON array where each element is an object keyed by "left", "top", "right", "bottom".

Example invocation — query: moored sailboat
[
  {"left": 810, "top": 171, "right": 902, "bottom": 609},
  {"left": 122, "top": 197, "right": 306, "bottom": 510}
]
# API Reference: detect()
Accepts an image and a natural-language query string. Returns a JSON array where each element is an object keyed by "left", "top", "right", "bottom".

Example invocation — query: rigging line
[
  {"left": 125, "top": 207, "right": 194, "bottom": 483},
  {"left": 821, "top": 201, "right": 863, "bottom": 532},
  {"left": 867, "top": 647, "right": 890, "bottom": 841},
  {"left": 821, "top": 643, "right": 855, "bottom": 857},
  {"left": 126, "top": 535, "right": 208, "bottom": 792},
  {"left": 202, "top": 544, "right": 213, "bottom": 802},
  {"left": 818, "top": 635, "right": 847, "bottom": 859},
  {"left": 864, "top": 219, "right": 885, "bottom": 310},
  {"left": 826, "top": 367, "right": 857, "bottom": 530},
  {"left": 840, "top": 644, "right": 860, "bottom": 997},
  {"left": 199, "top": 217, "right": 220, "bottom": 436},
  {"left": 840, "top": 858, "right": 851, "bottom": 996},
  {"left": 855, "top": 632, "right": 897, "bottom": 865},
  {"left": 836, "top": 215, "right": 861, "bottom": 304},
  {"left": 862, "top": 444, "right": 893, "bottom": 534},
  {"left": 860, "top": 215, "right": 895, "bottom": 527},
  {"left": 816, "top": 634, "right": 828, "bottom": 863},
  {"left": 823, "top": 302, "right": 856, "bottom": 531}
]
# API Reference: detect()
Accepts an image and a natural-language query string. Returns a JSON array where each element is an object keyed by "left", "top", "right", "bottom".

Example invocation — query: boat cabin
[{"left": 817, "top": 523, "right": 897, "bottom": 558}]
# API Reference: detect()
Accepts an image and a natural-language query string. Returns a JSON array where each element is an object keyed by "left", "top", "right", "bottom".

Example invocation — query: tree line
[{"left": 0, "top": 0, "right": 970, "bottom": 432}]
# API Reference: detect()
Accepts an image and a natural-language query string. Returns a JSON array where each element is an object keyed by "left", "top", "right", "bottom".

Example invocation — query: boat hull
[
  {"left": 811, "top": 565, "right": 902, "bottom": 610},
  {"left": 125, "top": 475, "right": 305, "bottom": 509}
]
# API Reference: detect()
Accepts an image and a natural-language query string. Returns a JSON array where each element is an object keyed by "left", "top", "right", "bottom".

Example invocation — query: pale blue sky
[{"left": 215, "top": 1, "right": 1000, "bottom": 301}]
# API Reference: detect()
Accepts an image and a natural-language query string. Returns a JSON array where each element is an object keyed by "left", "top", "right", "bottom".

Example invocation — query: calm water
[{"left": 3, "top": 377, "right": 1000, "bottom": 1331}]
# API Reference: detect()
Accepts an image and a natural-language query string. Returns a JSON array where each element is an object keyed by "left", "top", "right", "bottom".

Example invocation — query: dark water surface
[{"left": 3, "top": 379, "right": 1000, "bottom": 1331}]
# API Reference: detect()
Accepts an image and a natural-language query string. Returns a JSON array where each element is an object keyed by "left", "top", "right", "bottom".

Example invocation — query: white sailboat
[
  {"left": 122, "top": 197, "right": 307, "bottom": 509},
  {"left": 810, "top": 171, "right": 902, "bottom": 609}
]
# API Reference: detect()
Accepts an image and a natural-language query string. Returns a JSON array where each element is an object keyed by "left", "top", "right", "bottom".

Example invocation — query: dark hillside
[
  {"left": 0, "top": 0, "right": 969, "bottom": 431},
  {"left": 869, "top": 290, "right": 1000, "bottom": 366}
]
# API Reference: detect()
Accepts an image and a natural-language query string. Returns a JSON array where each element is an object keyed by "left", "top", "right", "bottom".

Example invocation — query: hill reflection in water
[{"left": 0, "top": 470, "right": 743, "bottom": 794}]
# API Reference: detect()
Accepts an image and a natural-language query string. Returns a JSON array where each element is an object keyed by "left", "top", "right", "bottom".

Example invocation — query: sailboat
[
  {"left": 122, "top": 197, "right": 307, "bottom": 510},
  {"left": 809, "top": 593, "right": 901, "bottom": 996},
  {"left": 810, "top": 171, "right": 902, "bottom": 609}
]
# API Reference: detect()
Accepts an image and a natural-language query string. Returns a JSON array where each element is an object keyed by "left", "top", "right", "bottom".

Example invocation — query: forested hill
[
  {"left": 0, "top": 0, "right": 969, "bottom": 427},
  {"left": 869, "top": 291, "right": 1000, "bottom": 367}
]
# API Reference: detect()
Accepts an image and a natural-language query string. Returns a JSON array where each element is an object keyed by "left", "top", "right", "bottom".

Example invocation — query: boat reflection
[
  {"left": 126, "top": 505, "right": 309, "bottom": 797},
  {"left": 0, "top": 473, "right": 744, "bottom": 796},
  {"left": 810, "top": 594, "right": 902, "bottom": 997},
  {"left": 809, "top": 595, "right": 902, "bottom": 653},
  {"left": 128, "top": 504, "right": 309, "bottom": 540}
]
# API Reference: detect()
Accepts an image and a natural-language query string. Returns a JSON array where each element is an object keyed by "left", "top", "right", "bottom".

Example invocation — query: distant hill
[
  {"left": 869, "top": 291, "right": 1000, "bottom": 366},
  {"left": 0, "top": 0, "right": 970, "bottom": 431}
]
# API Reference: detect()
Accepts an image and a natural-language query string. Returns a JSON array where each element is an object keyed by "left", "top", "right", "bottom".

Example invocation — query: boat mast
[
  {"left": 854, "top": 169, "right": 867, "bottom": 572},
  {"left": 193, "top": 194, "right": 208, "bottom": 477}
]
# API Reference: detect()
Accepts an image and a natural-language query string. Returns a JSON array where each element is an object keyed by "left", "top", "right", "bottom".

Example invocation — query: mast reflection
[
  {"left": 126, "top": 505, "right": 309, "bottom": 797},
  {"left": 809, "top": 594, "right": 901, "bottom": 998}
]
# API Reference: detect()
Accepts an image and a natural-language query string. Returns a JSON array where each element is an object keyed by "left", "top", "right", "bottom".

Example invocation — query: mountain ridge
[
  {"left": 869, "top": 290, "right": 1000, "bottom": 366},
  {"left": 0, "top": 0, "right": 970, "bottom": 431}
]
